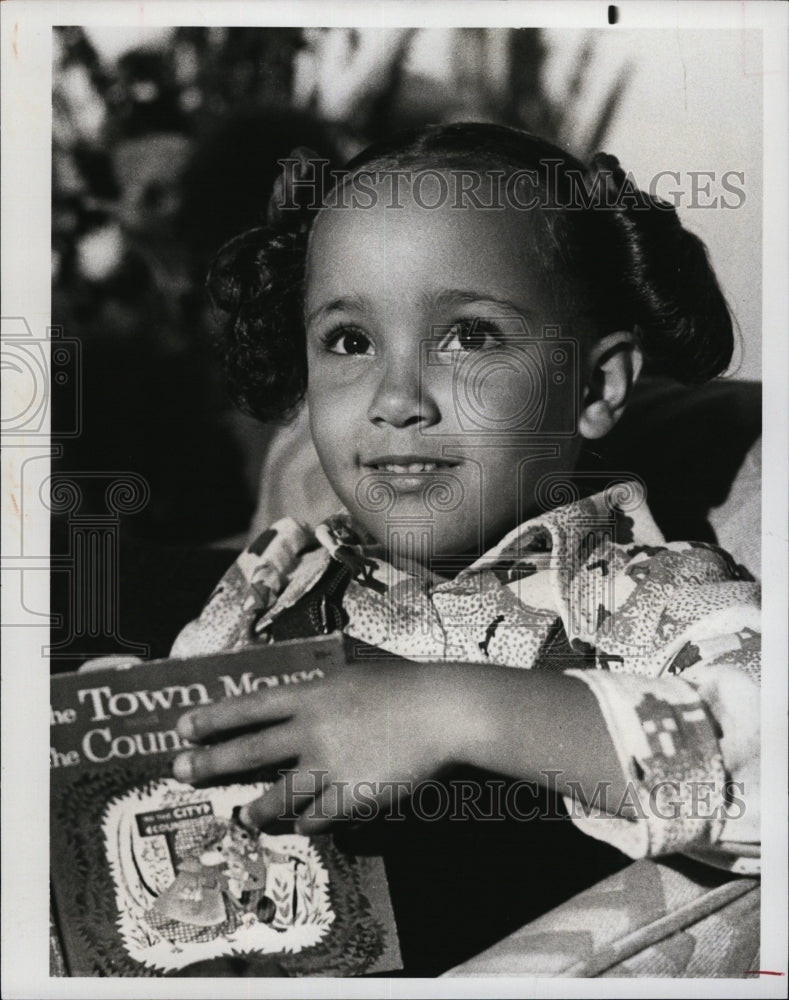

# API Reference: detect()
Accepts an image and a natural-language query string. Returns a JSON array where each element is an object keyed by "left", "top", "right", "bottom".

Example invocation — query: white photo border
[{"left": 2, "top": 2, "right": 787, "bottom": 997}]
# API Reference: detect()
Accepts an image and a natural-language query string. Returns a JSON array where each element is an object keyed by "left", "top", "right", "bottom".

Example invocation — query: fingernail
[
  {"left": 238, "top": 804, "right": 256, "bottom": 829},
  {"left": 173, "top": 754, "right": 193, "bottom": 782},
  {"left": 178, "top": 713, "right": 195, "bottom": 739}
]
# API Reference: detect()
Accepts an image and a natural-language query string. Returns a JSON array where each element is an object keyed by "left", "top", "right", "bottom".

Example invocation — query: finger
[
  {"left": 173, "top": 723, "right": 300, "bottom": 783},
  {"left": 177, "top": 683, "right": 314, "bottom": 742},
  {"left": 242, "top": 768, "right": 329, "bottom": 830},
  {"left": 294, "top": 782, "right": 348, "bottom": 835}
]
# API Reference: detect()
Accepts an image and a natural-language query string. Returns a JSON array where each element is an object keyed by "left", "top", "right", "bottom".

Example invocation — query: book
[{"left": 49, "top": 634, "right": 401, "bottom": 977}]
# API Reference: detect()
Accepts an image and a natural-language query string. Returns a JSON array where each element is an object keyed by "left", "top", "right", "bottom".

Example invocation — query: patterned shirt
[{"left": 171, "top": 486, "right": 760, "bottom": 875}]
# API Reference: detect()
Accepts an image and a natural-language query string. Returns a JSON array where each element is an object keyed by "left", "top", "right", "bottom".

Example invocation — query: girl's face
[{"left": 305, "top": 178, "right": 586, "bottom": 569}]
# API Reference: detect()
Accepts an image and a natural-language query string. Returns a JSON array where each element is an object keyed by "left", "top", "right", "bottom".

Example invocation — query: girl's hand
[{"left": 173, "top": 661, "right": 469, "bottom": 834}]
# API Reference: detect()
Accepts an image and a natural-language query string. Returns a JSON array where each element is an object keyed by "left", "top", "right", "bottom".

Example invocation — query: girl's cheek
[
  {"left": 307, "top": 354, "right": 373, "bottom": 393},
  {"left": 442, "top": 360, "right": 526, "bottom": 435},
  {"left": 309, "top": 374, "right": 369, "bottom": 416},
  {"left": 307, "top": 375, "right": 371, "bottom": 448}
]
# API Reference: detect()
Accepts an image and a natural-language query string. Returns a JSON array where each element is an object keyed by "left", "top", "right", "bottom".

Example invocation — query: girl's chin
[
  {"left": 370, "top": 532, "right": 488, "bottom": 578},
  {"left": 347, "top": 508, "right": 515, "bottom": 572}
]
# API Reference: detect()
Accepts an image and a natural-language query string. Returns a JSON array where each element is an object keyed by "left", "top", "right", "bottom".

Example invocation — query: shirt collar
[{"left": 315, "top": 481, "right": 662, "bottom": 591}]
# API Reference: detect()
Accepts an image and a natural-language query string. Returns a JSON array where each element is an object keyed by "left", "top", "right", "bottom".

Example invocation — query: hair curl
[{"left": 207, "top": 122, "right": 735, "bottom": 423}]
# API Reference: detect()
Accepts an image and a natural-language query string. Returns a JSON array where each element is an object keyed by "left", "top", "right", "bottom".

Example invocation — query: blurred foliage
[{"left": 52, "top": 26, "right": 628, "bottom": 545}]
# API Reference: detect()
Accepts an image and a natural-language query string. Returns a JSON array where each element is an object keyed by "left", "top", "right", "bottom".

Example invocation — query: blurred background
[{"left": 52, "top": 25, "right": 762, "bottom": 551}]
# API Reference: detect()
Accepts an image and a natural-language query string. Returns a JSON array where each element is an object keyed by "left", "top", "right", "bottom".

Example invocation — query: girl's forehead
[{"left": 307, "top": 182, "right": 547, "bottom": 280}]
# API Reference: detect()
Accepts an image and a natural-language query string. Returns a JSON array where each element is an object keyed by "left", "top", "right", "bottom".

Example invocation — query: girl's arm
[
  {"left": 172, "top": 660, "right": 630, "bottom": 830},
  {"left": 174, "top": 642, "right": 758, "bottom": 872}
]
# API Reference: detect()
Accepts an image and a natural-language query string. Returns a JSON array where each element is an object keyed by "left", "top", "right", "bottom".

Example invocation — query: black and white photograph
[{"left": 2, "top": 1, "right": 787, "bottom": 995}]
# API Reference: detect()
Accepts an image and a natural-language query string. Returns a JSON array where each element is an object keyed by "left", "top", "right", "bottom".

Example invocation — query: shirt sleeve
[{"left": 561, "top": 542, "right": 760, "bottom": 875}]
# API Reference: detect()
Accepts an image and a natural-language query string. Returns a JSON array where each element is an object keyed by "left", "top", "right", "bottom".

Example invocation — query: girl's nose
[{"left": 366, "top": 355, "right": 440, "bottom": 429}]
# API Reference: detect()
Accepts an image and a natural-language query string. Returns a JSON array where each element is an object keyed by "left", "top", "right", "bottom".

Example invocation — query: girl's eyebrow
[
  {"left": 428, "top": 288, "right": 536, "bottom": 317},
  {"left": 305, "top": 295, "right": 367, "bottom": 328},
  {"left": 305, "top": 290, "right": 536, "bottom": 328}
]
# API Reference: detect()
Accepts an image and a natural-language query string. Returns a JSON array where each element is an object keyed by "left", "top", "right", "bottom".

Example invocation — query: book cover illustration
[
  {"left": 106, "top": 780, "right": 330, "bottom": 970},
  {"left": 50, "top": 635, "right": 401, "bottom": 977}
]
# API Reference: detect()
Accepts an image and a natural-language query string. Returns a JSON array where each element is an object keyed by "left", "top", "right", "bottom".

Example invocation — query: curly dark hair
[{"left": 207, "top": 122, "right": 735, "bottom": 423}]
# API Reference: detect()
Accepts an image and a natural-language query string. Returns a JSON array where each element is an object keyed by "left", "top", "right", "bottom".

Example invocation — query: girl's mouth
[
  {"left": 370, "top": 462, "right": 446, "bottom": 473},
  {"left": 360, "top": 457, "right": 462, "bottom": 495},
  {"left": 362, "top": 456, "right": 460, "bottom": 474}
]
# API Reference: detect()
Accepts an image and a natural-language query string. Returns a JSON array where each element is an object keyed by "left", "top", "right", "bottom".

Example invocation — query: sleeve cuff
[{"left": 562, "top": 669, "right": 734, "bottom": 861}]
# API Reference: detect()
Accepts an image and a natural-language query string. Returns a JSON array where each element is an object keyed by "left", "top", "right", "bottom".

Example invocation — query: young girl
[{"left": 169, "top": 123, "right": 760, "bottom": 971}]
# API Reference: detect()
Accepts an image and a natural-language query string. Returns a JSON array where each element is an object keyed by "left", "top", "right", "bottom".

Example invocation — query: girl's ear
[{"left": 578, "top": 330, "right": 643, "bottom": 440}]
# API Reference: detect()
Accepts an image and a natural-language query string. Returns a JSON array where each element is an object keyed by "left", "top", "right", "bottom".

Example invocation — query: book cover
[{"left": 49, "top": 634, "right": 401, "bottom": 977}]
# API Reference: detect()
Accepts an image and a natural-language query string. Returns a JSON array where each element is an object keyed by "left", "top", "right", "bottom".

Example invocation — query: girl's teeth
[{"left": 379, "top": 463, "right": 439, "bottom": 473}]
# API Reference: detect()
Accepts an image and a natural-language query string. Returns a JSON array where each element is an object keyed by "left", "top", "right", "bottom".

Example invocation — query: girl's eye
[
  {"left": 324, "top": 326, "right": 374, "bottom": 355},
  {"left": 441, "top": 319, "right": 501, "bottom": 352}
]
